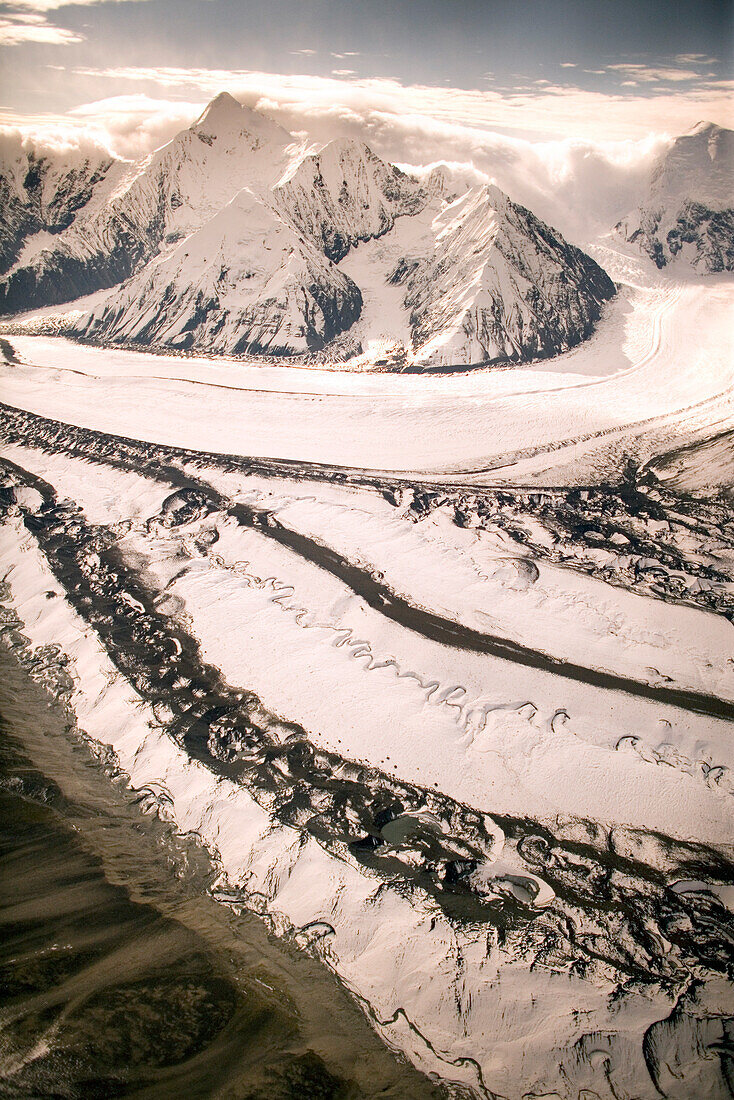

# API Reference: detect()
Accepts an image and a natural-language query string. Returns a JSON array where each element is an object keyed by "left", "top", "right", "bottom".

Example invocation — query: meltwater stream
[{"left": 0, "top": 647, "right": 446, "bottom": 1099}]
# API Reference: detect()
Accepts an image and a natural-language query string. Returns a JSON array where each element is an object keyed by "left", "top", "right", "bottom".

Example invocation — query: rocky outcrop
[{"left": 622, "top": 200, "right": 734, "bottom": 273}]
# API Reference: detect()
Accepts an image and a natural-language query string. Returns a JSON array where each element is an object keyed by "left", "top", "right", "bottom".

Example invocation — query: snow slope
[
  {"left": 394, "top": 183, "right": 615, "bottom": 365},
  {"left": 0, "top": 134, "right": 120, "bottom": 277},
  {"left": 1, "top": 98, "right": 618, "bottom": 368},
  {"left": 273, "top": 136, "right": 427, "bottom": 261}
]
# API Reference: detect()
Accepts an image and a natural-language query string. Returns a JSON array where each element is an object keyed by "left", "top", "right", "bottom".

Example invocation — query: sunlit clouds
[
  {"left": 0, "top": 3, "right": 730, "bottom": 244},
  {"left": 0, "top": 0, "right": 152, "bottom": 46},
  {"left": 20, "top": 64, "right": 732, "bottom": 149},
  {"left": 0, "top": 75, "right": 684, "bottom": 245}
]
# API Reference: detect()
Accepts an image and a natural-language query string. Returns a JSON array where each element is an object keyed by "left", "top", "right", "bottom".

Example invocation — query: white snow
[
  {"left": 1, "top": 105, "right": 732, "bottom": 1100},
  {"left": 617, "top": 121, "right": 734, "bottom": 272},
  {"left": 3, "top": 256, "right": 732, "bottom": 484},
  {"left": 5, "top": 443, "right": 732, "bottom": 849},
  {"left": 77, "top": 187, "right": 359, "bottom": 354}
]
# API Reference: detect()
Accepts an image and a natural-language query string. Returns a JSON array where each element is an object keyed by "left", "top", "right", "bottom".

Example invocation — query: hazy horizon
[{"left": 0, "top": 0, "right": 731, "bottom": 164}]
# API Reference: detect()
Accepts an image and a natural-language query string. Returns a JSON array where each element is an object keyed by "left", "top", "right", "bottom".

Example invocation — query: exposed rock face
[
  {"left": 394, "top": 185, "right": 616, "bottom": 366},
  {"left": 0, "top": 236, "right": 146, "bottom": 314},
  {"left": 0, "top": 143, "right": 117, "bottom": 278},
  {"left": 74, "top": 189, "right": 362, "bottom": 355},
  {"left": 617, "top": 122, "right": 734, "bottom": 273},
  {"left": 273, "top": 138, "right": 427, "bottom": 261},
  {"left": 623, "top": 201, "right": 734, "bottom": 273}
]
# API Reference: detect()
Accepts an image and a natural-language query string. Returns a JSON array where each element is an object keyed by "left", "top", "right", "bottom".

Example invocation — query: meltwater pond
[{"left": 0, "top": 648, "right": 445, "bottom": 1100}]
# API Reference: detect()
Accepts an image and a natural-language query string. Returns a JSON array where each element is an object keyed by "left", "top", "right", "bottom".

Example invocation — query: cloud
[
  {"left": 606, "top": 63, "right": 701, "bottom": 83},
  {"left": 0, "top": 118, "right": 115, "bottom": 161},
  {"left": 69, "top": 93, "right": 204, "bottom": 157},
  {"left": 0, "top": 11, "right": 82, "bottom": 44},
  {"left": 1, "top": 82, "right": 683, "bottom": 244},
  {"left": 600, "top": 53, "right": 727, "bottom": 88},
  {"left": 338, "top": 111, "right": 670, "bottom": 241},
  {"left": 0, "top": 0, "right": 152, "bottom": 47},
  {"left": 3, "top": 62, "right": 730, "bottom": 243},
  {"left": 0, "top": 92, "right": 201, "bottom": 159},
  {"left": 66, "top": 65, "right": 733, "bottom": 142},
  {"left": 674, "top": 53, "right": 720, "bottom": 66}
]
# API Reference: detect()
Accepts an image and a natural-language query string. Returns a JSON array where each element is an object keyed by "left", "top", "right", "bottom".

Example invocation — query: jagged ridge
[
  {"left": 2, "top": 94, "right": 623, "bottom": 368},
  {"left": 273, "top": 137, "right": 427, "bottom": 261},
  {"left": 0, "top": 138, "right": 118, "bottom": 278},
  {"left": 393, "top": 185, "right": 616, "bottom": 366},
  {"left": 0, "top": 93, "right": 294, "bottom": 315}
]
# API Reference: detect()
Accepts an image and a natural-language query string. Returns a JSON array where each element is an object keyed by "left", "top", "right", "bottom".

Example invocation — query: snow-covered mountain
[
  {"left": 0, "top": 93, "right": 295, "bottom": 314},
  {"left": 75, "top": 188, "right": 362, "bottom": 355},
  {"left": 1, "top": 93, "right": 620, "bottom": 367},
  {"left": 394, "top": 184, "right": 615, "bottom": 365},
  {"left": 273, "top": 137, "right": 427, "bottom": 261},
  {"left": 616, "top": 121, "right": 734, "bottom": 273},
  {"left": 0, "top": 136, "right": 119, "bottom": 277}
]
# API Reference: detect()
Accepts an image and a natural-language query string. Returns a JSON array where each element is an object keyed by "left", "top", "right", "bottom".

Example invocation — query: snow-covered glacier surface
[
  {"left": 1, "top": 242, "right": 733, "bottom": 1100},
  {"left": 2, "top": 242, "right": 732, "bottom": 480}
]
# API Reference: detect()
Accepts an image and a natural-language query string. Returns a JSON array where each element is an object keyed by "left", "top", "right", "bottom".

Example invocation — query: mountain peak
[
  {"left": 274, "top": 137, "right": 425, "bottom": 262},
  {"left": 483, "top": 183, "right": 511, "bottom": 209},
  {"left": 686, "top": 120, "right": 720, "bottom": 137},
  {"left": 313, "top": 136, "right": 377, "bottom": 169},
  {"left": 616, "top": 117, "right": 733, "bottom": 272},
  {"left": 191, "top": 92, "right": 292, "bottom": 147},
  {"left": 399, "top": 181, "right": 615, "bottom": 367},
  {"left": 323, "top": 136, "right": 371, "bottom": 155},
  {"left": 195, "top": 91, "right": 243, "bottom": 127}
]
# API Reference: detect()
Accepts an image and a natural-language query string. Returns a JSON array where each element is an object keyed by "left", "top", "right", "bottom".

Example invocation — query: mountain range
[{"left": 0, "top": 96, "right": 730, "bottom": 367}]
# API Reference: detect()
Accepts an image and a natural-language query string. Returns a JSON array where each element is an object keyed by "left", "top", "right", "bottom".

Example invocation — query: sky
[{"left": 0, "top": 0, "right": 731, "bottom": 235}]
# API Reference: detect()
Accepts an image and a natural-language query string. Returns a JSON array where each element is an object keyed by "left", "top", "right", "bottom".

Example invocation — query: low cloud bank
[{"left": 3, "top": 65, "right": 728, "bottom": 241}]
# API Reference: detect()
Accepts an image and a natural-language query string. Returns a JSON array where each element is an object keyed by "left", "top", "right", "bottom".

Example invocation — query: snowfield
[
  {"left": 2, "top": 247, "right": 732, "bottom": 484},
  {"left": 3, "top": 441, "right": 732, "bottom": 845},
  {"left": 1, "top": 361, "right": 733, "bottom": 1097}
]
